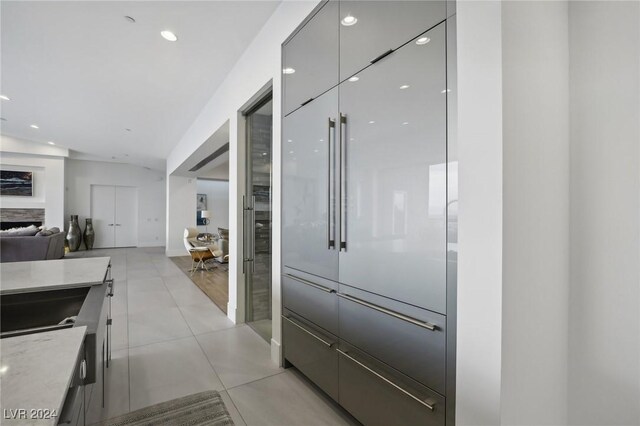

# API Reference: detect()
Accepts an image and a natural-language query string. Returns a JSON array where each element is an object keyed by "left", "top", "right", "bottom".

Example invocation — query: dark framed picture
[
  {"left": 0, "top": 170, "right": 33, "bottom": 196},
  {"left": 197, "top": 193, "right": 207, "bottom": 211}
]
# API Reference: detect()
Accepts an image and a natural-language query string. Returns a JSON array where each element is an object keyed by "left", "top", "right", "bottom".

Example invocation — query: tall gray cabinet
[{"left": 282, "top": 1, "right": 457, "bottom": 424}]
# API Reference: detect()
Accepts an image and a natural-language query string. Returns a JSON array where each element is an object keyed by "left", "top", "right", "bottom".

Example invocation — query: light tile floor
[{"left": 68, "top": 247, "right": 356, "bottom": 426}]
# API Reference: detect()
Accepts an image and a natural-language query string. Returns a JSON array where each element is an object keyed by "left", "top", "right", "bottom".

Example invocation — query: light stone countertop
[
  {"left": 0, "top": 326, "right": 87, "bottom": 425},
  {"left": 0, "top": 257, "right": 110, "bottom": 295}
]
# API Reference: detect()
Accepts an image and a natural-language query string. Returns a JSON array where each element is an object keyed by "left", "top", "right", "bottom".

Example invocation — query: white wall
[
  {"left": 568, "top": 2, "right": 640, "bottom": 424},
  {"left": 166, "top": 0, "right": 320, "bottom": 357},
  {"left": 166, "top": 174, "right": 197, "bottom": 256},
  {"left": 65, "top": 159, "right": 166, "bottom": 247},
  {"left": 501, "top": 2, "right": 570, "bottom": 425},
  {"left": 0, "top": 136, "right": 67, "bottom": 229},
  {"left": 196, "top": 179, "right": 229, "bottom": 234},
  {"left": 456, "top": 1, "right": 504, "bottom": 424}
]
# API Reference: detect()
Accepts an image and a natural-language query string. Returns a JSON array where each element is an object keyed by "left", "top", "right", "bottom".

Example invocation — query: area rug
[{"left": 99, "top": 391, "right": 234, "bottom": 426}]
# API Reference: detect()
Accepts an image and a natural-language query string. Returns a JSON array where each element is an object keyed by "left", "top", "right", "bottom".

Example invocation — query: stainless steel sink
[{"left": 1, "top": 287, "right": 91, "bottom": 338}]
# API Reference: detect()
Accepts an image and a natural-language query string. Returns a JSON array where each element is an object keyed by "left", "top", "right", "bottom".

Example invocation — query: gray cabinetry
[
  {"left": 281, "top": 4, "right": 454, "bottom": 426},
  {"left": 282, "top": 311, "right": 339, "bottom": 401},
  {"left": 282, "top": 87, "right": 340, "bottom": 281},
  {"left": 338, "top": 0, "right": 446, "bottom": 81},
  {"left": 337, "top": 23, "right": 447, "bottom": 314},
  {"left": 283, "top": 0, "right": 339, "bottom": 116}
]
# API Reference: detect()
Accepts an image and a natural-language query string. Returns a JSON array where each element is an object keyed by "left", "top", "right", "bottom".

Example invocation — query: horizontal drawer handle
[
  {"left": 283, "top": 316, "right": 334, "bottom": 348},
  {"left": 337, "top": 348, "right": 435, "bottom": 411},
  {"left": 337, "top": 293, "right": 436, "bottom": 331},
  {"left": 285, "top": 274, "right": 336, "bottom": 294}
]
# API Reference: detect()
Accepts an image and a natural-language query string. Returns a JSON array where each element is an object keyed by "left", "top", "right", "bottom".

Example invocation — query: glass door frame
[{"left": 243, "top": 92, "right": 274, "bottom": 341}]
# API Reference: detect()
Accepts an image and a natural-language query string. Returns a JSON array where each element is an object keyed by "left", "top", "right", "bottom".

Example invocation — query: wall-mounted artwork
[
  {"left": 197, "top": 194, "right": 207, "bottom": 210},
  {"left": 0, "top": 171, "right": 33, "bottom": 196}
]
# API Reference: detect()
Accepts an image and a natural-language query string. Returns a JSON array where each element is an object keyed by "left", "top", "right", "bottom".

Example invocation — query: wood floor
[{"left": 170, "top": 256, "right": 229, "bottom": 314}]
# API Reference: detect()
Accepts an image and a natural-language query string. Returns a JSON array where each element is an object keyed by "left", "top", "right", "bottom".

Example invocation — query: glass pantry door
[{"left": 245, "top": 95, "right": 273, "bottom": 342}]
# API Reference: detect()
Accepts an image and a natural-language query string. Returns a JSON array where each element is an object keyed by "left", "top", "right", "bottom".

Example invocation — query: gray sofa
[{"left": 0, "top": 231, "right": 65, "bottom": 263}]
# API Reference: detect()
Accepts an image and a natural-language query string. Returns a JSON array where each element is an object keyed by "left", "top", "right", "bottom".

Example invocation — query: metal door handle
[
  {"left": 108, "top": 224, "right": 114, "bottom": 226},
  {"left": 283, "top": 316, "right": 334, "bottom": 348},
  {"left": 328, "top": 117, "right": 336, "bottom": 250},
  {"left": 251, "top": 196, "right": 256, "bottom": 273},
  {"left": 336, "top": 348, "right": 435, "bottom": 411},
  {"left": 337, "top": 293, "right": 436, "bottom": 331},
  {"left": 339, "top": 113, "right": 347, "bottom": 251},
  {"left": 285, "top": 274, "right": 335, "bottom": 293},
  {"left": 79, "top": 360, "right": 87, "bottom": 380}
]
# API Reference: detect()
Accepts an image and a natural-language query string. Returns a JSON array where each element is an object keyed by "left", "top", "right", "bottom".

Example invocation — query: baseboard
[
  {"left": 137, "top": 242, "right": 164, "bottom": 248},
  {"left": 165, "top": 249, "right": 185, "bottom": 257},
  {"left": 227, "top": 303, "right": 238, "bottom": 323},
  {"left": 271, "top": 338, "right": 282, "bottom": 366}
]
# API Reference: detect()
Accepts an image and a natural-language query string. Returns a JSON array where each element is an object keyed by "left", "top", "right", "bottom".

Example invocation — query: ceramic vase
[
  {"left": 66, "top": 215, "right": 82, "bottom": 252},
  {"left": 83, "top": 218, "right": 95, "bottom": 250}
]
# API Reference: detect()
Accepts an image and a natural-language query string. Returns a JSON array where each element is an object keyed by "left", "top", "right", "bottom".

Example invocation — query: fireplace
[
  {"left": 1, "top": 221, "right": 43, "bottom": 230},
  {"left": 0, "top": 208, "right": 45, "bottom": 230}
]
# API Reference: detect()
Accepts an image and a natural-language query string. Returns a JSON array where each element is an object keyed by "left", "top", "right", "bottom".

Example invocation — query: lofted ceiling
[{"left": 0, "top": 1, "right": 280, "bottom": 170}]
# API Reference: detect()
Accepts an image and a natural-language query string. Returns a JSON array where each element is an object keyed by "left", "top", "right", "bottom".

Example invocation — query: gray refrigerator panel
[
  {"left": 282, "top": 87, "right": 340, "bottom": 281},
  {"left": 339, "top": 0, "right": 446, "bottom": 81},
  {"left": 283, "top": 0, "right": 339, "bottom": 116},
  {"left": 337, "top": 23, "right": 448, "bottom": 313}
]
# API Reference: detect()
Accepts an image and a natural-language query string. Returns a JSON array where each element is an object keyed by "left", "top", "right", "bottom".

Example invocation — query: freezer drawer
[
  {"left": 282, "top": 272, "right": 338, "bottom": 336},
  {"left": 282, "top": 312, "right": 339, "bottom": 401},
  {"left": 338, "top": 285, "right": 446, "bottom": 394},
  {"left": 338, "top": 343, "right": 445, "bottom": 426}
]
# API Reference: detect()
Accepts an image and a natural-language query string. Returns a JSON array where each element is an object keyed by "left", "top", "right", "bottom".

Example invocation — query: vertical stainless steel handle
[
  {"left": 251, "top": 195, "right": 256, "bottom": 273},
  {"left": 328, "top": 118, "right": 336, "bottom": 250},
  {"left": 242, "top": 195, "right": 247, "bottom": 274},
  {"left": 339, "top": 113, "right": 347, "bottom": 251}
]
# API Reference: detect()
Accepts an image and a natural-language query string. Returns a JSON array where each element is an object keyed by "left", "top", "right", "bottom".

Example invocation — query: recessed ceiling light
[
  {"left": 416, "top": 37, "right": 431, "bottom": 45},
  {"left": 289, "top": 151, "right": 294, "bottom": 154},
  {"left": 283, "top": 67, "right": 295, "bottom": 75},
  {"left": 0, "top": 95, "right": 10, "bottom": 101},
  {"left": 341, "top": 15, "right": 358, "bottom": 26},
  {"left": 47, "top": 141, "right": 55, "bottom": 145},
  {"left": 402, "top": 122, "right": 409, "bottom": 125},
  {"left": 441, "top": 89, "right": 451, "bottom": 94},
  {"left": 348, "top": 76, "right": 359, "bottom": 82},
  {"left": 30, "top": 124, "right": 39, "bottom": 129},
  {"left": 287, "top": 139, "right": 292, "bottom": 143},
  {"left": 400, "top": 85, "right": 410, "bottom": 90},
  {"left": 314, "top": 149, "right": 319, "bottom": 153},
  {"left": 161, "top": 30, "right": 178, "bottom": 42},
  {"left": 369, "top": 120, "right": 375, "bottom": 124}
]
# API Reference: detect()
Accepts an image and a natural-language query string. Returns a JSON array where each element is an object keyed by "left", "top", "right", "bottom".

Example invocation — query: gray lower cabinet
[
  {"left": 282, "top": 312, "right": 339, "bottom": 401},
  {"left": 338, "top": 342, "right": 445, "bottom": 426},
  {"left": 338, "top": 285, "right": 446, "bottom": 394},
  {"left": 282, "top": 271, "right": 339, "bottom": 336}
]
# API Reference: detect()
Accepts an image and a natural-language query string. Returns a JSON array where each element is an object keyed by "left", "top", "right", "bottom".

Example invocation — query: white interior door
[
  {"left": 91, "top": 185, "right": 116, "bottom": 248},
  {"left": 115, "top": 186, "right": 138, "bottom": 247}
]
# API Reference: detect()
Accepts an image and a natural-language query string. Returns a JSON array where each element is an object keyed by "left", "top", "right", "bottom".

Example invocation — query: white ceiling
[{"left": 0, "top": 1, "right": 280, "bottom": 170}]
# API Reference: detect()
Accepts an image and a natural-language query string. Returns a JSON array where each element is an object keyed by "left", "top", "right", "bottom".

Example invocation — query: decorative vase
[
  {"left": 83, "top": 218, "right": 95, "bottom": 250},
  {"left": 66, "top": 215, "right": 82, "bottom": 252}
]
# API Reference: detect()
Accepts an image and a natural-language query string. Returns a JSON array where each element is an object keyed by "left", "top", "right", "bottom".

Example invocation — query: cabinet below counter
[{"left": 0, "top": 326, "right": 87, "bottom": 426}]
